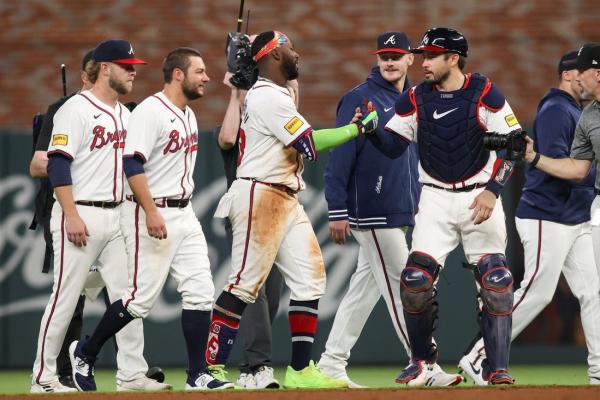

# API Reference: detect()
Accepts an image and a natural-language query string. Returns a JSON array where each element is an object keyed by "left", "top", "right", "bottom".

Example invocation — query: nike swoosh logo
[
  {"left": 404, "top": 276, "right": 421, "bottom": 282},
  {"left": 384, "top": 106, "right": 393, "bottom": 112},
  {"left": 93, "top": 113, "right": 101, "bottom": 119},
  {"left": 170, "top": 117, "right": 176, "bottom": 123},
  {"left": 469, "top": 361, "right": 481, "bottom": 375},
  {"left": 433, "top": 107, "right": 458, "bottom": 119}
]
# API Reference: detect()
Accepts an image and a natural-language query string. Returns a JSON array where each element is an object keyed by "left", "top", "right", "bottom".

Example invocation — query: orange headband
[{"left": 253, "top": 31, "right": 289, "bottom": 61}]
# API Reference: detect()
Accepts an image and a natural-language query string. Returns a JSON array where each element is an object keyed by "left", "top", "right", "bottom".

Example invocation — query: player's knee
[
  {"left": 476, "top": 254, "right": 514, "bottom": 315},
  {"left": 400, "top": 252, "right": 440, "bottom": 313}
]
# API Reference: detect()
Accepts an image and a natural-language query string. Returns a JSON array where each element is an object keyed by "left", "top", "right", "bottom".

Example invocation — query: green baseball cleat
[{"left": 283, "top": 360, "right": 348, "bottom": 389}]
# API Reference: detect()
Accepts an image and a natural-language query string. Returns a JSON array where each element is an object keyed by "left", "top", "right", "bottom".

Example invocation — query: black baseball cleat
[
  {"left": 146, "top": 366, "right": 165, "bottom": 383},
  {"left": 68, "top": 339, "right": 97, "bottom": 391},
  {"left": 487, "top": 370, "right": 515, "bottom": 385}
]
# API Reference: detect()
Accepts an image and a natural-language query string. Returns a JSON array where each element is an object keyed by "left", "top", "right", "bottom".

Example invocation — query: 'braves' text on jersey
[
  {"left": 124, "top": 91, "right": 198, "bottom": 199},
  {"left": 47, "top": 90, "right": 128, "bottom": 202}
]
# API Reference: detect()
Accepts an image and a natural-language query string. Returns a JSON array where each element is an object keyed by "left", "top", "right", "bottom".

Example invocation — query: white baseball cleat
[
  {"left": 424, "top": 363, "right": 464, "bottom": 387},
  {"left": 458, "top": 351, "right": 487, "bottom": 386},
  {"left": 116, "top": 375, "right": 172, "bottom": 391},
  {"left": 316, "top": 360, "right": 366, "bottom": 388},
  {"left": 31, "top": 380, "right": 78, "bottom": 393},
  {"left": 236, "top": 372, "right": 257, "bottom": 389},
  {"left": 253, "top": 366, "right": 280, "bottom": 389}
]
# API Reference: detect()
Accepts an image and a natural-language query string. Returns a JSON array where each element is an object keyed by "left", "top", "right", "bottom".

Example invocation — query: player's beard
[
  {"left": 109, "top": 76, "right": 131, "bottom": 95},
  {"left": 182, "top": 76, "right": 201, "bottom": 101},
  {"left": 425, "top": 69, "right": 450, "bottom": 85},
  {"left": 282, "top": 54, "right": 299, "bottom": 81}
]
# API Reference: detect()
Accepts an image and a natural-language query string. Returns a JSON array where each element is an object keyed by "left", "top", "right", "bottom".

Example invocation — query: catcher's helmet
[{"left": 412, "top": 27, "right": 468, "bottom": 57}]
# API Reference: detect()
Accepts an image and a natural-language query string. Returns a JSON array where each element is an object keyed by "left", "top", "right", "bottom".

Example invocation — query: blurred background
[{"left": 1, "top": 0, "right": 599, "bottom": 370}]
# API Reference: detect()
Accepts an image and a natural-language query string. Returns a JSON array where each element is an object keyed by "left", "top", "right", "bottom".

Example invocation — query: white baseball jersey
[
  {"left": 385, "top": 88, "right": 521, "bottom": 189},
  {"left": 237, "top": 77, "right": 312, "bottom": 192},
  {"left": 124, "top": 91, "right": 198, "bottom": 199},
  {"left": 47, "top": 90, "right": 128, "bottom": 201}
]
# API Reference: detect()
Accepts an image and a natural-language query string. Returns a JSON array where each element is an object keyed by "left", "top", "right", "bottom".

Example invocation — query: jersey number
[{"left": 237, "top": 128, "right": 246, "bottom": 166}]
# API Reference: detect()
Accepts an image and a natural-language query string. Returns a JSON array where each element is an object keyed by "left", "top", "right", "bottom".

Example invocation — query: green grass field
[{"left": 0, "top": 364, "right": 590, "bottom": 394}]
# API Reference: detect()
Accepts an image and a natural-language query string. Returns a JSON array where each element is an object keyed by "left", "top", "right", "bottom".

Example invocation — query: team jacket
[
  {"left": 517, "top": 88, "right": 596, "bottom": 224},
  {"left": 325, "top": 67, "right": 419, "bottom": 229}
]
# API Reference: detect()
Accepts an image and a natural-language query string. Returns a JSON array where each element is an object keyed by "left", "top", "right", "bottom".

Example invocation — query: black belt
[
  {"left": 423, "top": 182, "right": 487, "bottom": 192},
  {"left": 239, "top": 177, "right": 298, "bottom": 195},
  {"left": 75, "top": 200, "right": 122, "bottom": 209},
  {"left": 126, "top": 195, "right": 189, "bottom": 208}
]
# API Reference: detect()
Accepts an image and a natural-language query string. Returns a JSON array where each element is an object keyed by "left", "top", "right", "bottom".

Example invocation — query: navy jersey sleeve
[{"left": 324, "top": 92, "right": 361, "bottom": 221}]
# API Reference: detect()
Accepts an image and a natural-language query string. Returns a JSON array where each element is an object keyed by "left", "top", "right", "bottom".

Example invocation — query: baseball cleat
[
  {"left": 236, "top": 372, "right": 257, "bottom": 389},
  {"left": 58, "top": 375, "right": 76, "bottom": 389},
  {"left": 253, "top": 366, "right": 280, "bottom": 389},
  {"left": 283, "top": 360, "right": 348, "bottom": 389},
  {"left": 117, "top": 375, "right": 172, "bottom": 391},
  {"left": 458, "top": 352, "right": 487, "bottom": 386},
  {"left": 146, "top": 366, "right": 165, "bottom": 383},
  {"left": 30, "top": 380, "right": 78, "bottom": 393},
  {"left": 590, "top": 377, "right": 600, "bottom": 385},
  {"left": 396, "top": 360, "right": 424, "bottom": 384},
  {"left": 185, "top": 369, "right": 234, "bottom": 390},
  {"left": 487, "top": 370, "right": 515, "bottom": 385},
  {"left": 316, "top": 360, "right": 366, "bottom": 388},
  {"left": 69, "top": 339, "right": 97, "bottom": 391},
  {"left": 423, "top": 363, "right": 463, "bottom": 387}
]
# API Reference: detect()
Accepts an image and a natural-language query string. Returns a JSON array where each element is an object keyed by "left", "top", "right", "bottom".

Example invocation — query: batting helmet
[{"left": 412, "top": 27, "right": 468, "bottom": 57}]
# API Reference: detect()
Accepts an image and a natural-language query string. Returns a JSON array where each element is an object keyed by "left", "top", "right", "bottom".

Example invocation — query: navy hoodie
[
  {"left": 517, "top": 88, "right": 596, "bottom": 224},
  {"left": 325, "top": 67, "right": 419, "bottom": 228}
]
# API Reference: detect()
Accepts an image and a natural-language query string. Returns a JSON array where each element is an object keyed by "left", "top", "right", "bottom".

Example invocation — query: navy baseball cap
[
  {"left": 558, "top": 50, "right": 578, "bottom": 74},
  {"left": 412, "top": 27, "right": 468, "bottom": 57},
  {"left": 373, "top": 32, "right": 411, "bottom": 54},
  {"left": 92, "top": 39, "right": 147, "bottom": 65},
  {"left": 563, "top": 43, "right": 600, "bottom": 71}
]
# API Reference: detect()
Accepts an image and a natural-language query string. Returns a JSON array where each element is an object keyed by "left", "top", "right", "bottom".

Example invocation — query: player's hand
[
  {"left": 146, "top": 210, "right": 168, "bottom": 240},
  {"left": 354, "top": 102, "right": 378, "bottom": 135},
  {"left": 329, "top": 220, "right": 351, "bottom": 244},
  {"left": 65, "top": 213, "right": 90, "bottom": 247},
  {"left": 524, "top": 135, "right": 536, "bottom": 163},
  {"left": 469, "top": 190, "right": 497, "bottom": 225},
  {"left": 223, "top": 72, "right": 235, "bottom": 89},
  {"left": 350, "top": 107, "right": 363, "bottom": 124}
]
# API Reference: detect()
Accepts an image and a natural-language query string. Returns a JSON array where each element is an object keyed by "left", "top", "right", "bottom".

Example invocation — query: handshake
[{"left": 354, "top": 101, "right": 379, "bottom": 135}]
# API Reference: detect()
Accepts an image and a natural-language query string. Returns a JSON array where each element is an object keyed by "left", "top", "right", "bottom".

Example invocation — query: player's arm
[
  {"left": 218, "top": 72, "right": 247, "bottom": 150},
  {"left": 124, "top": 161, "right": 167, "bottom": 240},
  {"left": 47, "top": 154, "right": 89, "bottom": 247},
  {"left": 123, "top": 107, "right": 167, "bottom": 239},
  {"left": 46, "top": 103, "right": 89, "bottom": 245},
  {"left": 367, "top": 89, "right": 416, "bottom": 159},
  {"left": 324, "top": 94, "right": 361, "bottom": 244},
  {"left": 471, "top": 85, "right": 520, "bottom": 224}
]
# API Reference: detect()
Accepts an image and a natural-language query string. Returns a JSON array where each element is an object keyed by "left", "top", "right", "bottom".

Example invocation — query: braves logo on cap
[{"left": 384, "top": 35, "right": 396, "bottom": 45}]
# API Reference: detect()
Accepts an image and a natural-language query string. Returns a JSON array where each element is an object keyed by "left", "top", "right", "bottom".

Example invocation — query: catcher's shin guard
[
  {"left": 474, "top": 254, "right": 513, "bottom": 375},
  {"left": 400, "top": 252, "right": 441, "bottom": 361}
]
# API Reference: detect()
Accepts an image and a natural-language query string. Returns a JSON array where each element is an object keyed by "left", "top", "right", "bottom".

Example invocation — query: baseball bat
[{"left": 60, "top": 64, "right": 67, "bottom": 97}]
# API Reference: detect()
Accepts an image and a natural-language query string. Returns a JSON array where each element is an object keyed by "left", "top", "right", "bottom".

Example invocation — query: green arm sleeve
[{"left": 311, "top": 123, "right": 360, "bottom": 152}]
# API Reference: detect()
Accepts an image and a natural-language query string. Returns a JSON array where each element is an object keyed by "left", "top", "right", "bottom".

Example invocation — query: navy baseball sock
[
  {"left": 181, "top": 309, "right": 211, "bottom": 375},
  {"left": 82, "top": 300, "right": 134, "bottom": 357},
  {"left": 205, "top": 291, "right": 247, "bottom": 366},
  {"left": 289, "top": 299, "right": 319, "bottom": 371}
]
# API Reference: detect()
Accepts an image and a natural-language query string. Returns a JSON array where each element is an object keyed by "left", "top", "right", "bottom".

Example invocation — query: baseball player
[
  {"left": 29, "top": 51, "right": 165, "bottom": 392},
  {"left": 31, "top": 39, "right": 172, "bottom": 393},
  {"left": 518, "top": 43, "right": 600, "bottom": 385},
  {"left": 68, "top": 47, "right": 233, "bottom": 391},
  {"left": 217, "top": 68, "right": 295, "bottom": 389},
  {"left": 206, "top": 30, "right": 378, "bottom": 389},
  {"left": 318, "top": 31, "right": 462, "bottom": 388},
  {"left": 369, "top": 27, "right": 522, "bottom": 385}
]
